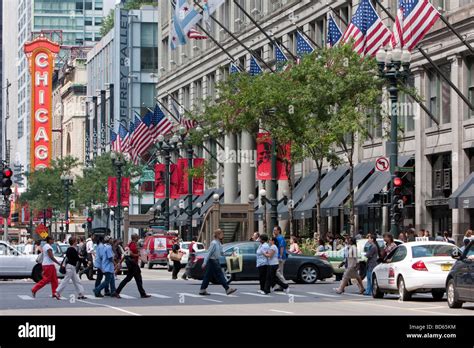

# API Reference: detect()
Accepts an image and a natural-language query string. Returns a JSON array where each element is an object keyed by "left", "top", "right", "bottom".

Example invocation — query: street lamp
[
  {"left": 111, "top": 151, "right": 125, "bottom": 240},
  {"left": 259, "top": 188, "right": 289, "bottom": 231},
  {"left": 376, "top": 47, "right": 411, "bottom": 237},
  {"left": 60, "top": 173, "right": 73, "bottom": 239}
]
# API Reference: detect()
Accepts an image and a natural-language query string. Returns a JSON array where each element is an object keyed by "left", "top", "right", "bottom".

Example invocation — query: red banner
[
  {"left": 177, "top": 158, "right": 189, "bottom": 196},
  {"left": 121, "top": 177, "right": 130, "bottom": 207},
  {"left": 170, "top": 164, "right": 180, "bottom": 199},
  {"left": 108, "top": 177, "right": 118, "bottom": 206},
  {"left": 154, "top": 163, "right": 166, "bottom": 199},
  {"left": 256, "top": 133, "right": 290, "bottom": 180},
  {"left": 193, "top": 158, "right": 205, "bottom": 196}
]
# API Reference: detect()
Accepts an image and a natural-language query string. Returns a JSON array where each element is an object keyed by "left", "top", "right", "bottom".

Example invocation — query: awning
[
  {"left": 321, "top": 161, "right": 375, "bottom": 216},
  {"left": 449, "top": 172, "right": 474, "bottom": 209},
  {"left": 354, "top": 156, "right": 411, "bottom": 214},
  {"left": 294, "top": 166, "right": 349, "bottom": 220},
  {"left": 277, "top": 173, "right": 317, "bottom": 220}
]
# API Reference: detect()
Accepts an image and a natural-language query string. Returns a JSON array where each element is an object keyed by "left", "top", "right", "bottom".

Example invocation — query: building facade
[{"left": 156, "top": 0, "right": 474, "bottom": 242}]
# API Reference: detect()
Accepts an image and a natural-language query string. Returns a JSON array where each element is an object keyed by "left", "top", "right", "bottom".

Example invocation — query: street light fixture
[
  {"left": 111, "top": 152, "right": 125, "bottom": 240},
  {"left": 260, "top": 188, "right": 289, "bottom": 230},
  {"left": 376, "top": 46, "right": 411, "bottom": 237},
  {"left": 60, "top": 173, "right": 74, "bottom": 239}
]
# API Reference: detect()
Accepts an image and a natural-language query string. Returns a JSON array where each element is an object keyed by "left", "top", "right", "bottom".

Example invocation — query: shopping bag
[{"left": 225, "top": 255, "right": 243, "bottom": 273}]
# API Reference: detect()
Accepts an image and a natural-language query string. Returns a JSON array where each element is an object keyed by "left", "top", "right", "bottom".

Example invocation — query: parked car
[
  {"left": 0, "top": 240, "right": 64, "bottom": 282},
  {"left": 316, "top": 238, "right": 403, "bottom": 280},
  {"left": 189, "top": 241, "right": 333, "bottom": 284},
  {"left": 371, "top": 241, "right": 457, "bottom": 301},
  {"left": 166, "top": 241, "right": 205, "bottom": 272},
  {"left": 445, "top": 240, "right": 474, "bottom": 308},
  {"left": 139, "top": 234, "right": 177, "bottom": 269}
]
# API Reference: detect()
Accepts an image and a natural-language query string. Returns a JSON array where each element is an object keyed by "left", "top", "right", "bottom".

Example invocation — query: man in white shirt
[
  {"left": 31, "top": 236, "right": 61, "bottom": 299},
  {"left": 79, "top": 235, "right": 95, "bottom": 280}
]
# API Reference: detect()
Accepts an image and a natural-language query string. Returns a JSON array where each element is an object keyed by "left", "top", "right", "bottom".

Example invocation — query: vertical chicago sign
[{"left": 24, "top": 36, "right": 60, "bottom": 170}]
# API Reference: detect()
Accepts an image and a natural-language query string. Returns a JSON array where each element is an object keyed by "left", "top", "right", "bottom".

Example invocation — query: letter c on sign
[
  {"left": 35, "top": 109, "right": 48, "bottom": 123},
  {"left": 35, "top": 145, "right": 48, "bottom": 160},
  {"left": 35, "top": 53, "right": 48, "bottom": 68}
]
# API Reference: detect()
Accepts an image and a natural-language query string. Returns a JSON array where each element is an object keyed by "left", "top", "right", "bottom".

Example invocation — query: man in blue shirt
[
  {"left": 93, "top": 236, "right": 116, "bottom": 297},
  {"left": 272, "top": 226, "right": 288, "bottom": 291}
]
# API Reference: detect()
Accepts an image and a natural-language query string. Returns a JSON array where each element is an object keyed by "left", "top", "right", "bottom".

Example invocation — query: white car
[
  {"left": 167, "top": 241, "right": 205, "bottom": 272},
  {"left": 372, "top": 241, "right": 458, "bottom": 301},
  {"left": 0, "top": 240, "right": 64, "bottom": 282}
]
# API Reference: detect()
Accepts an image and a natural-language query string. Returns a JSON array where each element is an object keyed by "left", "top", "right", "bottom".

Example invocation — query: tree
[{"left": 100, "top": 10, "right": 115, "bottom": 37}]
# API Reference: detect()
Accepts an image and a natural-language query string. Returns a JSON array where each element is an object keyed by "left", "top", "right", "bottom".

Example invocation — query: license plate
[{"left": 441, "top": 264, "right": 452, "bottom": 271}]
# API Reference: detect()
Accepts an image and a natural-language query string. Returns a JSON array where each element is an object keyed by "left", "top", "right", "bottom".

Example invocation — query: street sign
[
  {"left": 396, "top": 166, "right": 415, "bottom": 173},
  {"left": 375, "top": 156, "right": 389, "bottom": 172},
  {"left": 35, "top": 223, "right": 48, "bottom": 239}
]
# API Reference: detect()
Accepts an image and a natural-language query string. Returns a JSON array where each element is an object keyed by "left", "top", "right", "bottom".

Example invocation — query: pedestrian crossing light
[
  {"left": 392, "top": 175, "right": 403, "bottom": 223},
  {"left": 1, "top": 167, "right": 13, "bottom": 197}
]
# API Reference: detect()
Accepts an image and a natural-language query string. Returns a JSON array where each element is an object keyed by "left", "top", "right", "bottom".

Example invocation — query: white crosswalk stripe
[
  {"left": 209, "top": 292, "right": 238, "bottom": 298},
  {"left": 274, "top": 292, "right": 307, "bottom": 298},
  {"left": 241, "top": 292, "right": 273, "bottom": 298},
  {"left": 306, "top": 292, "right": 339, "bottom": 298},
  {"left": 118, "top": 294, "right": 137, "bottom": 299},
  {"left": 18, "top": 295, "right": 34, "bottom": 300},
  {"left": 149, "top": 293, "right": 172, "bottom": 299},
  {"left": 178, "top": 292, "right": 204, "bottom": 298}
]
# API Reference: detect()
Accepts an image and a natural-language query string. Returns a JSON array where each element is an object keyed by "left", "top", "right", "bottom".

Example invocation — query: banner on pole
[
  {"left": 170, "top": 164, "right": 180, "bottom": 199},
  {"left": 154, "top": 164, "right": 166, "bottom": 199},
  {"left": 256, "top": 133, "right": 290, "bottom": 180},
  {"left": 193, "top": 158, "right": 205, "bottom": 196},
  {"left": 121, "top": 177, "right": 130, "bottom": 207},
  {"left": 177, "top": 158, "right": 189, "bottom": 196},
  {"left": 108, "top": 177, "right": 118, "bottom": 206}
]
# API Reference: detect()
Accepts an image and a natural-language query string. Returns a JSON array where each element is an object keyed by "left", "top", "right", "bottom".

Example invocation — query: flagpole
[
  {"left": 373, "top": 0, "right": 474, "bottom": 111},
  {"left": 155, "top": 98, "right": 180, "bottom": 124},
  {"left": 192, "top": 1, "right": 275, "bottom": 72},
  {"left": 329, "top": 6, "right": 348, "bottom": 26},
  {"left": 292, "top": 26, "right": 321, "bottom": 49},
  {"left": 231, "top": 0, "right": 298, "bottom": 62},
  {"left": 438, "top": 14, "right": 474, "bottom": 54}
]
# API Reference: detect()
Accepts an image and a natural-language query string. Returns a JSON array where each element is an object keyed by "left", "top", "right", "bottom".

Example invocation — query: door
[
  {"left": 387, "top": 245, "right": 408, "bottom": 290},
  {"left": 0, "top": 243, "right": 28, "bottom": 276},
  {"left": 463, "top": 243, "right": 474, "bottom": 300},
  {"left": 233, "top": 243, "right": 259, "bottom": 280},
  {"left": 376, "top": 247, "right": 404, "bottom": 290}
]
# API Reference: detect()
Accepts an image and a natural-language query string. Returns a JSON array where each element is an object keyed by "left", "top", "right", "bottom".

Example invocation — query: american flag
[
  {"left": 129, "top": 113, "right": 143, "bottom": 160},
  {"left": 391, "top": 0, "right": 440, "bottom": 51},
  {"left": 230, "top": 62, "right": 241, "bottom": 74},
  {"left": 187, "top": 27, "right": 208, "bottom": 40},
  {"left": 342, "top": 0, "right": 392, "bottom": 57},
  {"left": 274, "top": 43, "right": 289, "bottom": 70},
  {"left": 151, "top": 104, "right": 174, "bottom": 138},
  {"left": 249, "top": 56, "right": 263, "bottom": 76},
  {"left": 133, "top": 111, "right": 154, "bottom": 160},
  {"left": 327, "top": 13, "right": 343, "bottom": 47},
  {"left": 296, "top": 31, "right": 314, "bottom": 56},
  {"left": 110, "top": 129, "right": 119, "bottom": 152},
  {"left": 118, "top": 124, "right": 128, "bottom": 153}
]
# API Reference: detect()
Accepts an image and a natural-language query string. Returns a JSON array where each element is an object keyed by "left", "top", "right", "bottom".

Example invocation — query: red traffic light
[
  {"left": 393, "top": 177, "right": 403, "bottom": 187},
  {"left": 3, "top": 168, "right": 12, "bottom": 178},
  {"left": 87, "top": 217, "right": 93, "bottom": 223}
]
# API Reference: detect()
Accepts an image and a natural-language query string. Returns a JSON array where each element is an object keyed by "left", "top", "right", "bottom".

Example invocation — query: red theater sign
[{"left": 24, "top": 36, "right": 60, "bottom": 170}]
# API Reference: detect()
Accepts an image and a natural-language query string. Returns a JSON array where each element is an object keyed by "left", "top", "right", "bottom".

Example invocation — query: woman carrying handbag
[
  {"left": 170, "top": 244, "right": 183, "bottom": 280},
  {"left": 56, "top": 237, "right": 87, "bottom": 300}
]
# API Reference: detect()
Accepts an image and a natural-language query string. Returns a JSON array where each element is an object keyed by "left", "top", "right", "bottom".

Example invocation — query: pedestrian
[
  {"left": 272, "top": 225, "right": 288, "bottom": 291},
  {"left": 114, "top": 234, "right": 151, "bottom": 298},
  {"left": 76, "top": 237, "right": 88, "bottom": 272},
  {"left": 381, "top": 233, "right": 397, "bottom": 259},
  {"left": 24, "top": 239, "right": 34, "bottom": 254},
  {"left": 256, "top": 234, "right": 270, "bottom": 294},
  {"left": 56, "top": 237, "right": 87, "bottom": 300},
  {"left": 199, "top": 229, "right": 237, "bottom": 296},
  {"left": 250, "top": 232, "right": 260, "bottom": 242},
  {"left": 264, "top": 237, "right": 290, "bottom": 295},
  {"left": 355, "top": 229, "right": 363, "bottom": 240},
  {"left": 316, "top": 238, "right": 328, "bottom": 252},
  {"left": 31, "top": 236, "right": 61, "bottom": 299},
  {"left": 407, "top": 228, "right": 416, "bottom": 242},
  {"left": 424, "top": 230, "right": 432, "bottom": 240},
  {"left": 113, "top": 239, "right": 125, "bottom": 279},
  {"left": 463, "top": 229, "right": 473, "bottom": 244},
  {"left": 364, "top": 233, "right": 380, "bottom": 296},
  {"left": 79, "top": 234, "right": 94, "bottom": 280},
  {"left": 334, "top": 237, "right": 365, "bottom": 294},
  {"left": 182, "top": 236, "right": 198, "bottom": 280},
  {"left": 34, "top": 240, "right": 42, "bottom": 255},
  {"left": 443, "top": 231, "right": 456, "bottom": 245},
  {"left": 460, "top": 238, "right": 470, "bottom": 253},
  {"left": 170, "top": 244, "right": 183, "bottom": 280},
  {"left": 93, "top": 236, "right": 116, "bottom": 298},
  {"left": 398, "top": 232, "right": 407, "bottom": 243},
  {"left": 93, "top": 235, "right": 110, "bottom": 297},
  {"left": 289, "top": 236, "right": 302, "bottom": 254}
]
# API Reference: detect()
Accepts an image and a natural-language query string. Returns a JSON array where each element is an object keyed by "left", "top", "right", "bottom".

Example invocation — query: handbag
[
  {"left": 36, "top": 252, "right": 44, "bottom": 264},
  {"left": 170, "top": 251, "right": 182, "bottom": 262},
  {"left": 59, "top": 257, "right": 67, "bottom": 274}
]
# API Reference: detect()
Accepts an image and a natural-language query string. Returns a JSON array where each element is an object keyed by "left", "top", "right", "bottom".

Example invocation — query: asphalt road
[{"left": 1, "top": 268, "right": 473, "bottom": 316}]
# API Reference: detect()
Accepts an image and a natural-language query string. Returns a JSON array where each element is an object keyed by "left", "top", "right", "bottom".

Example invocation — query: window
[
  {"left": 399, "top": 74, "right": 415, "bottom": 132},
  {"left": 207, "top": 73, "right": 216, "bottom": 99},
  {"left": 427, "top": 64, "right": 451, "bottom": 126},
  {"left": 411, "top": 244, "right": 456, "bottom": 258},
  {"left": 85, "top": 17, "right": 92, "bottom": 26},
  {"left": 234, "top": 0, "right": 245, "bottom": 32},
  {"left": 141, "top": 23, "right": 158, "bottom": 71},
  {"left": 389, "top": 246, "right": 407, "bottom": 263},
  {"left": 141, "top": 84, "right": 156, "bottom": 109},
  {"left": 430, "top": 152, "right": 452, "bottom": 198},
  {"left": 467, "top": 57, "right": 474, "bottom": 119},
  {"left": 18, "top": 119, "right": 24, "bottom": 138}
]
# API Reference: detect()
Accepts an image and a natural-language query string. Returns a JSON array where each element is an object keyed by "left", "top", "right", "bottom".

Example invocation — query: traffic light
[
  {"left": 1, "top": 167, "right": 13, "bottom": 197},
  {"left": 392, "top": 175, "right": 403, "bottom": 223}
]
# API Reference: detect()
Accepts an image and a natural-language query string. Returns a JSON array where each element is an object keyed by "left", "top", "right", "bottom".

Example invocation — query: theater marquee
[{"left": 24, "top": 36, "right": 60, "bottom": 170}]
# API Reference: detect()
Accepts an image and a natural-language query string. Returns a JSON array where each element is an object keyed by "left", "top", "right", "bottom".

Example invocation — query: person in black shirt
[{"left": 56, "top": 237, "right": 87, "bottom": 300}]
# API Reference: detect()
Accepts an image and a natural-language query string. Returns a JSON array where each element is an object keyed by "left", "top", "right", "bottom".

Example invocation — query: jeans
[
  {"left": 365, "top": 268, "right": 373, "bottom": 295},
  {"left": 56, "top": 264, "right": 85, "bottom": 296},
  {"left": 200, "top": 259, "right": 229, "bottom": 291},
  {"left": 94, "top": 269, "right": 110, "bottom": 295},
  {"left": 116, "top": 261, "right": 147, "bottom": 297},
  {"left": 257, "top": 265, "right": 267, "bottom": 291},
  {"left": 265, "top": 265, "right": 288, "bottom": 294},
  {"left": 172, "top": 261, "right": 181, "bottom": 279},
  {"left": 94, "top": 272, "right": 116, "bottom": 295}
]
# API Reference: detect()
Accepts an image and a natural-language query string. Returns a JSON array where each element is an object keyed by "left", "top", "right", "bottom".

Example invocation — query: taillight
[
  {"left": 388, "top": 267, "right": 395, "bottom": 278},
  {"left": 412, "top": 260, "right": 428, "bottom": 271}
]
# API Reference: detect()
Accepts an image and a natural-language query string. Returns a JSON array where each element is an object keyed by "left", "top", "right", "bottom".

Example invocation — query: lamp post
[
  {"left": 155, "top": 133, "right": 180, "bottom": 231},
  {"left": 111, "top": 152, "right": 125, "bottom": 240},
  {"left": 376, "top": 47, "right": 411, "bottom": 237},
  {"left": 60, "top": 173, "right": 73, "bottom": 239},
  {"left": 259, "top": 188, "right": 289, "bottom": 232}
]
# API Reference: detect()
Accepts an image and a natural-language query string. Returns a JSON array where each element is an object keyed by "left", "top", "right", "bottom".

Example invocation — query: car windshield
[{"left": 411, "top": 244, "right": 456, "bottom": 258}]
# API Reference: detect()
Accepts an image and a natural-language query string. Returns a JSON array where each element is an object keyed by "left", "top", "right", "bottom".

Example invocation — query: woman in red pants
[{"left": 32, "top": 236, "right": 62, "bottom": 299}]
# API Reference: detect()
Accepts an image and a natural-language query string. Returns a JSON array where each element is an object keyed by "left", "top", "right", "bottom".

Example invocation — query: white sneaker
[
  {"left": 284, "top": 287, "right": 290, "bottom": 295},
  {"left": 258, "top": 290, "right": 266, "bottom": 295}
]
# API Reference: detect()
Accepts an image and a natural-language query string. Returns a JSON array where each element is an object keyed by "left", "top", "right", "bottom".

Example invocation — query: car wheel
[
  {"left": 358, "top": 262, "right": 367, "bottom": 280},
  {"left": 298, "top": 264, "right": 318, "bottom": 284},
  {"left": 431, "top": 289, "right": 444, "bottom": 301},
  {"left": 140, "top": 261, "right": 145, "bottom": 268},
  {"left": 446, "top": 279, "right": 463, "bottom": 309},
  {"left": 398, "top": 276, "right": 412, "bottom": 302},
  {"left": 147, "top": 262, "right": 153, "bottom": 269},
  {"left": 371, "top": 275, "right": 384, "bottom": 299},
  {"left": 32, "top": 264, "right": 42, "bottom": 283}
]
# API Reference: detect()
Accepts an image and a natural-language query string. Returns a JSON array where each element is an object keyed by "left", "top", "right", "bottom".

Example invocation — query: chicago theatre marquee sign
[{"left": 24, "top": 35, "right": 60, "bottom": 170}]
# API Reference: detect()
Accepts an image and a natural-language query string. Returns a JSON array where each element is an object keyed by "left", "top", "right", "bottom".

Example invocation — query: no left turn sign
[{"left": 375, "top": 157, "right": 389, "bottom": 172}]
